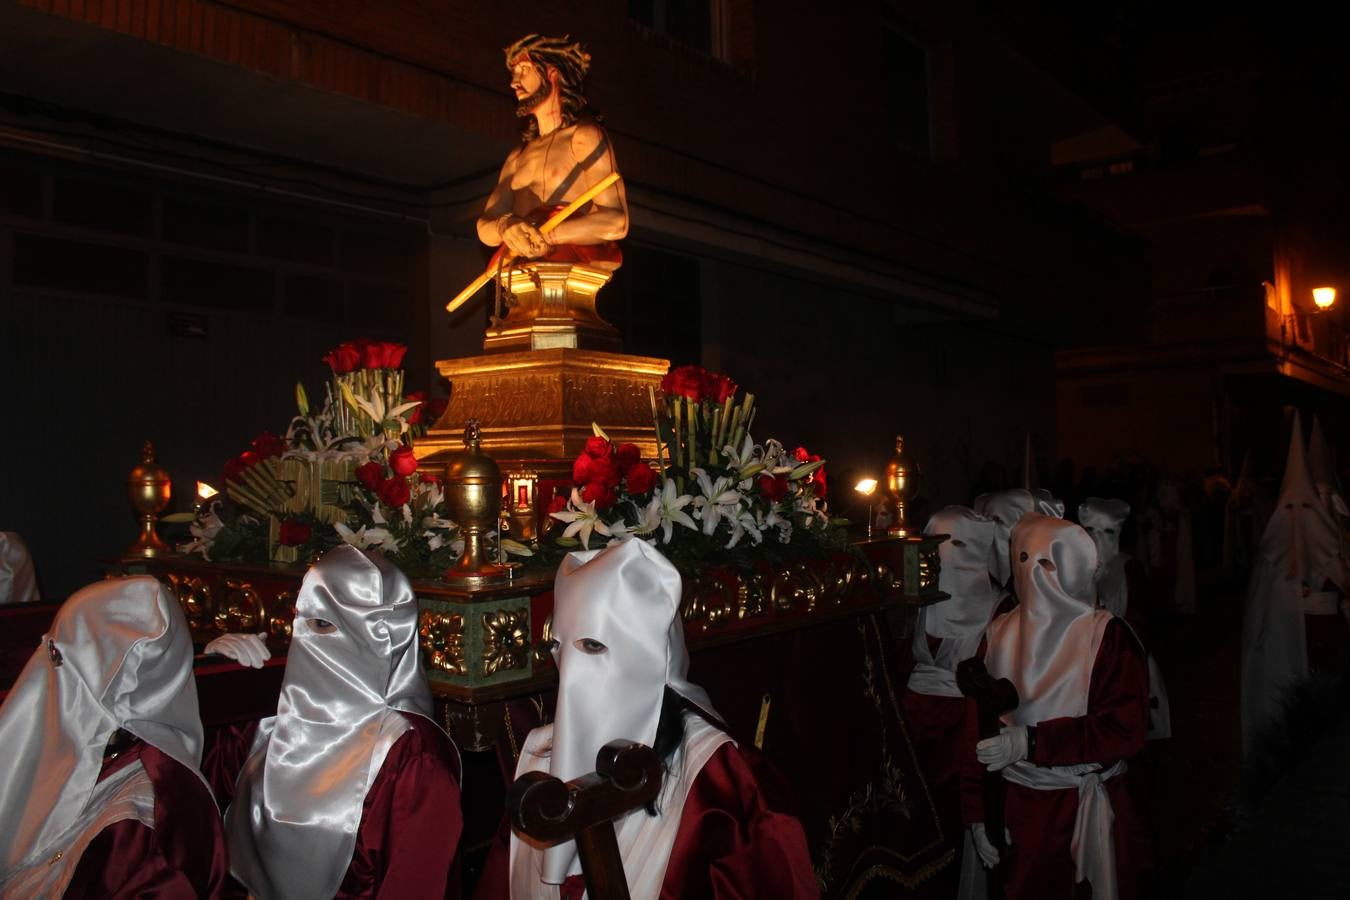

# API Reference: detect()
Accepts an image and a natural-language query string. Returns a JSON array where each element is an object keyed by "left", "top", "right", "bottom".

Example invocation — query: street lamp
[{"left": 1313, "top": 286, "right": 1337, "bottom": 311}]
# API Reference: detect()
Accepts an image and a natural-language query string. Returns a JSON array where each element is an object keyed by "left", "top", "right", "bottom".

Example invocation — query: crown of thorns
[{"left": 504, "top": 34, "right": 591, "bottom": 78}]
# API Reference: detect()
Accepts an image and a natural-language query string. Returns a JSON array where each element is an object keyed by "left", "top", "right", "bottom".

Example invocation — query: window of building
[{"left": 629, "top": 0, "right": 728, "bottom": 61}]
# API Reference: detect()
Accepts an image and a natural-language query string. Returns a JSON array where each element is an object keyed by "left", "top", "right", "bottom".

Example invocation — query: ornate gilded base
[
  {"left": 485, "top": 261, "right": 621, "bottom": 353},
  {"left": 415, "top": 348, "right": 669, "bottom": 464},
  {"left": 419, "top": 595, "right": 532, "bottom": 689}
]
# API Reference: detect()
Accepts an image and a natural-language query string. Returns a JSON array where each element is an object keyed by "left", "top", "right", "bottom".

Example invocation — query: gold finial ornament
[
  {"left": 443, "top": 420, "right": 510, "bottom": 586},
  {"left": 127, "top": 441, "right": 173, "bottom": 558},
  {"left": 883, "top": 435, "right": 919, "bottom": 538}
]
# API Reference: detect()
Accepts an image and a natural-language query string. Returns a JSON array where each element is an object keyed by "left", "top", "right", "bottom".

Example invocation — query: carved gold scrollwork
[
  {"left": 681, "top": 573, "right": 734, "bottom": 629},
  {"left": 159, "top": 574, "right": 215, "bottom": 631},
  {"left": 736, "top": 572, "right": 769, "bottom": 620},
  {"left": 533, "top": 615, "right": 556, "bottom": 666},
  {"left": 482, "top": 609, "right": 529, "bottom": 677},
  {"left": 216, "top": 580, "right": 263, "bottom": 632},
  {"left": 269, "top": 591, "right": 296, "bottom": 641},
  {"left": 770, "top": 563, "right": 825, "bottom": 613},
  {"left": 420, "top": 609, "right": 467, "bottom": 676},
  {"left": 918, "top": 545, "right": 941, "bottom": 593},
  {"left": 826, "top": 557, "right": 858, "bottom": 606},
  {"left": 874, "top": 561, "right": 904, "bottom": 600}
]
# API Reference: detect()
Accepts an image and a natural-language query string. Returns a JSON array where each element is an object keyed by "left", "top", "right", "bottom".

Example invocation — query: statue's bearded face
[{"left": 510, "top": 55, "right": 552, "bottom": 117}]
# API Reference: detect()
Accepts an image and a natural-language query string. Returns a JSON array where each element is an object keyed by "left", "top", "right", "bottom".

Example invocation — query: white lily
[
  {"left": 549, "top": 488, "right": 610, "bottom": 550},
  {"left": 500, "top": 538, "right": 534, "bottom": 557},
  {"left": 725, "top": 508, "right": 764, "bottom": 549},
  {"left": 641, "top": 479, "right": 695, "bottom": 544},
  {"left": 691, "top": 468, "right": 745, "bottom": 536},
  {"left": 720, "top": 434, "right": 765, "bottom": 484}
]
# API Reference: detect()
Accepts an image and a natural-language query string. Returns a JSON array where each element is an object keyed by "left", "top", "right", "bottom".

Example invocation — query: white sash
[
  {"left": 509, "top": 715, "right": 732, "bottom": 900},
  {"left": 1001, "top": 759, "right": 1126, "bottom": 900}
]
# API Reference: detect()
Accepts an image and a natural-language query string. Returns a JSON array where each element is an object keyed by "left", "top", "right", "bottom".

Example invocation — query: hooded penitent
[
  {"left": 908, "top": 506, "right": 1002, "bottom": 697},
  {"left": 0, "top": 577, "right": 206, "bottom": 897},
  {"left": 1079, "top": 497, "right": 1171, "bottom": 740},
  {"left": 985, "top": 514, "right": 1127, "bottom": 900},
  {"left": 510, "top": 538, "right": 729, "bottom": 898},
  {"left": 1079, "top": 498, "right": 1132, "bottom": 619},
  {"left": 1308, "top": 415, "right": 1349, "bottom": 520},
  {"left": 974, "top": 489, "right": 1038, "bottom": 586},
  {"left": 226, "top": 545, "right": 438, "bottom": 900},
  {"left": 1241, "top": 413, "right": 1350, "bottom": 749}
]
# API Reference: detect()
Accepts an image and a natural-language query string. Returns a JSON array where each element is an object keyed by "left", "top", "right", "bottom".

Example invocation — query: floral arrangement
[
  {"left": 548, "top": 364, "right": 837, "bottom": 562},
  {"left": 184, "top": 339, "right": 522, "bottom": 577}
]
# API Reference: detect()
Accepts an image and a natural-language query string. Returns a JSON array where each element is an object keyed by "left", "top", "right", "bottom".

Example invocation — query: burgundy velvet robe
[
  {"left": 474, "top": 742, "right": 818, "bottom": 900},
  {"left": 205, "top": 713, "right": 463, "bottom": 899},
  {"left": 901, "top": 635, "right": 966, "bottom": 833},
  {"left": 64, "top": 741, "right": 227, "bottom": 899},
  {"left": 961, "top": 619, "right": 1151, "bottom": 900}
]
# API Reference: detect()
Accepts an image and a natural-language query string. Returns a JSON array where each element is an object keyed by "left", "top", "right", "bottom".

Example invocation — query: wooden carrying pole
[{"left": 445, "top": 172, "right": 622, "bottom": 314}]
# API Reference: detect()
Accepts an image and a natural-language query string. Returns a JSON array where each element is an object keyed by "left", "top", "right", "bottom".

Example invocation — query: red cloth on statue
[
  {"left": 336, "top": 714, "right": 464, "bottom": 899},
  {"left": 473, "top": 742, "right": 816, "bottom": 900},
  {"left": 487, "top": 205, "right": 623, "bottom": 270},
  {"left": 961, "top": 619, "right": 1151, "bottom": 900},
  {"left": 65, "top": 741, "right": 227, "bottom": 899}
]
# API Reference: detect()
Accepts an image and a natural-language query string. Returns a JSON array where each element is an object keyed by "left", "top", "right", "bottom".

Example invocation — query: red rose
[
  {"left": 278, "top": 519, "right": 312, "bottom": 547},
  {"left": 322, "top": 342, "right": 360, "bottom": 374},
  {"left": 660, "top": 364, "right": 706, "bottom": 401},
  {"left": 615, "top": 443, "right": 641, "bottom": 470},
  {"left": 702, "top": 371, "right": 738, "bottom": 404},
  {"left": 389, "top": 445, "right": 418, "bottom": 477},
  {"left": 357, "top": 339, "right": 407, "bottom": 370},
  {"left": 404, "top": 391, "right": 426, "bottom": 425},
  {"left": 251, "top": 431, "right": 286, "bottom": 459},
  {"left": 356, "top": 461, "right": 385, "bottom": 492},
  {"left": 794, "top": 446, "right": 812, "bottom": 463},
  {"left": 758, "top": 474, "right": 789, "bottom": 502},
  {"left": 239, "top": 450, "right": 261, "bottom": 469},
  {"left": 379, "top": 476, "right": 411, "bottom": 508},
  {"left": 547, "top": 493, "right": 569, "bottom": 514},
  {"left": 581, "top": 480, "right": 616, "bottom": 510},
  {"left": 583, "top": 436, "right": 612, "bottom": 459},
  {"left": 572, "top": 454, "right": 593, "bottom": 484},
  {"left": 624, "top": 464, "right": 657, "bottom": 495},
  {"left": 587, "top": 455, "right": 620, "bottom": 488},
  {"left": 420, "top": 472, "right": 440, "bottom": 486},
  {"left": 812, "top": 467, "right": 828, "bottom": 497}
]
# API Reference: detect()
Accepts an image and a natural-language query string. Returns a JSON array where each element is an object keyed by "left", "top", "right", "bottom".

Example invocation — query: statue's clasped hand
[{"left": 499, "top": 216, "right": 553, "bottom": 259}]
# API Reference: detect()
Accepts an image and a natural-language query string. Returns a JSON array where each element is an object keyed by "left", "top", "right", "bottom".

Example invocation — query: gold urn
[
  {"left": 443, "top": 420, "right": 510, "bottom": 586},
  {"left": 127, "top": 440, "right": 172, "bottom": 558},
  {"left": 883, "top": 435, "right": 919, "bottom": 538}
]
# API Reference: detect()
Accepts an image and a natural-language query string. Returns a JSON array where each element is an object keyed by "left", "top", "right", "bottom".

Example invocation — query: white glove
[
  {"left": 970, "top": 823, "right": 1012, "bottom": 868},
  {"left": 976, "top": 724, "right": 1029, "bottom": 771},
  {"left": 204, "top": 632, "right": 271, "bottom": 669}
]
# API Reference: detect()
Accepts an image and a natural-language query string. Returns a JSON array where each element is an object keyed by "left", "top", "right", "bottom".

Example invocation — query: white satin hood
[
  {"left": 0, "top": 576, "right": 204, "bottom": 884},
  {"left": 541, "top": 538, "right": 714, "bottom": 885},
  {"left": 975, "top": 489, "right": 1038, "bottom": 585},
  {"left": 0, "top": 532, "right": 40, "bottom": 605},
  {"left": 1259, "top": 413, "right": 1347, "bottom": 592},
  {"left": 986, "top": 513, "right": 1112, "bottom": 727},
  {"left": 1080, "top": 498, "right": 1131, "bottom": 618},
  {"left": 1309, "top": 415, "right": 1349, "bottom": 519},
  {"left": 909, "top": 507, "right": 1002, "bottom": 698},
  {"left": 226, "top": 545, "right": 437, "bottom": 900}
]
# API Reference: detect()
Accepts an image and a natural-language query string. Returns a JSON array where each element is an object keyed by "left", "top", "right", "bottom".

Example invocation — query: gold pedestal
[
  {"left": 415, "top": 348, "right": 669, "bottom": 466},
  {"left": 484, "top": 261, "right": 621, "bottom": 354}
]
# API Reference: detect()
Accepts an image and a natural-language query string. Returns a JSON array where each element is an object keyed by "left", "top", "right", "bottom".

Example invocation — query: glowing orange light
[
  {"left": 1313, "top": 286, "right": 1337, "bottom": 310},
  {"left": 196, "top": 481, "right": 219, "bottom": 500},
  {"left": 854, "top": 478, "right": 878, "bottom": 496}
]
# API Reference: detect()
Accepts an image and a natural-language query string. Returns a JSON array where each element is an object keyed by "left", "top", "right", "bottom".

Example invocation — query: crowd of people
[{"left": 2, "top": 412, "right": 1347, "bottom": 898}]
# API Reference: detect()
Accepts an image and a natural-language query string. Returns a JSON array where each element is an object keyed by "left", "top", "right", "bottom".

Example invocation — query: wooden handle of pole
[{"left": 445, "top": 172, "right": 623, "bottom": 314}]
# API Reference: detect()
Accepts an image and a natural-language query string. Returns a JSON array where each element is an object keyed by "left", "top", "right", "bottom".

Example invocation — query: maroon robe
[
  {"left": 64, "top": 741, "right": 227, "bottom": 899},
  {"left": 207, "top": 714, "right": 462, "bottom": 899},
  {"left": 474, "top": 742, "right": 817, "bottom": 900},
  {"left": 961, "top": 619, "right": 1151, "bottom": 900}
]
